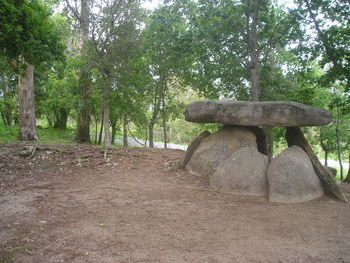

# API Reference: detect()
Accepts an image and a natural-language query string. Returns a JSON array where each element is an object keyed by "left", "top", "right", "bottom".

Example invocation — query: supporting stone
[
  {"left": 247, "top": 126, "right": 269, "bottom": 156},
  {"left": 181, "top": 131, "right": 211, "bottom": 169},
  {"left": 285, "top": 127, "right": 347, "bottom": 202}
]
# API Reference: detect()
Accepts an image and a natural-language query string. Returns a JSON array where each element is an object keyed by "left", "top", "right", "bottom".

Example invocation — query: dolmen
[{"left": 182, "top": 100, "right": 347, "bottom": 203}]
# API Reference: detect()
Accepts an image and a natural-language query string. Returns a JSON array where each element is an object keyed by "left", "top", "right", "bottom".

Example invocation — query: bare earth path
[{"left": 1, "top": 142, "right": 350, "bottom": 263}]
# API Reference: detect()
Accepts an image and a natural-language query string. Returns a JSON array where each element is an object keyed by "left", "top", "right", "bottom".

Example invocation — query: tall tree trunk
[
  {"left": 246, "top": 0, "right": 261, "bottom": 101},
  {"left": 123, "top": 114, "right": 128, "bottom": 147},
  {"left": 18, "top": 64, "right": 38, "bottom": 141},
  {"left": 344, "top": 153, "right": 350, "bottom": 182},
  {"left": 111, "top": 117, "right": 117, "bottom": 145},
  {"left": 148, "top": 84, "right": 162, "bottom": 148},
  {"left": 320, "top": 135, "right": 328, "bottom": 166},
  {"left": 75, "top": 70, "right": 91, "bottom": 142},
  {"left": 148, "top": 121, "right": 155, "bottom": 148},
  {"left": 75, "top": 0, "right": 91, "bottom": 143},
  {"left": 161, "top": 89, "right": 167, "bottom": 148},
  {"left": 103, "top": 76, "right": 111, "bottom": 147},
  {"left": 98, "top": 110, "right": 104, "bottom": 145},
  {"left": 94, "top": 115, "right": 98, "bottom": 144},
  {"left": 335, "top": 106, "right": 343, "bottom": 180}
]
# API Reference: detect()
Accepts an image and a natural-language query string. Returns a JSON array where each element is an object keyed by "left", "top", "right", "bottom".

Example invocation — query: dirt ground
[{"left": 1, "top": 142, "right": 350, "bottom": 263}]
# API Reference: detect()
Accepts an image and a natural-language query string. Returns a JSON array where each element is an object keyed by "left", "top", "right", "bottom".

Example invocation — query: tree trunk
[
  {"left": 335, "top": 107, "right": 343, "bottom": 180},
  {"left": 103, "top": 76, "right": 111, "bottom": 147},
  {"left": 111, "top": 117, "right": 117, "bottom": 145},
  {"left": 123, "top": 114, "right": 128, "bottom": 147},
  {"left": 54, "top": 108, "right": 68, "bottom": 130},
  {"left": 324, "top": 150, "right": 328, "bottom": 166},
  {"left": 75, "top": 70, "right": 91, "bottom": 143},
  {"left": 263, "top": 126, "right": 274, "bottom": 161},
  {"left": 285, "top": 127, "right": 347, "bottom": 202},
  {"left": 161, "top": 90, "right": 167, "bottom": 148},
  {"left": 18, "top": 64, "right": 38, "bottom": 141},
  {"left": 98, "top": 111, "right": 104, "bottom": 145},
  {"left": 148, "top": 121, "right": 155, "bottom": 148},
  {"left": 148, "top": 83, "right": 162, "bottom": 148},
  {"left": 344, "top": 153, "right": 350, "bottom": 182},
  {"left": 75, "top": 0, "right": 91, "bottom": 143},
  {"left": 94, "top": 115, "right": 98, "bottom": 144},
  {"left": 246, "top": 0, "right": 261, "bottom": 101}
]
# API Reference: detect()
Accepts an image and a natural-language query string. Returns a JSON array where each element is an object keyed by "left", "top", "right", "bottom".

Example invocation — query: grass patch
[
  {"left": 0, "top": 124, "right": 19, "bottom": 142},
  {"left": 0, "top": 123, "right": 75, "bottom": 143},
  {"left": 37, "top": 127, "right": 75, "bottom": 142}
]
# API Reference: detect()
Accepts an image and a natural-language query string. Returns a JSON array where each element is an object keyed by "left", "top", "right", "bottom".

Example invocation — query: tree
[
  {"left": 0, "top": 58, "right": 17, "bottom": 126},
  {"left": 187, "top": 0, "right": 298, "bottom": 101},
  {"left": 88, "top": 0, "right": 144, "bottom": 146},
  {"left": 143, "top": 2, "right": 193, "bottom": 147},
  {"left": 294, "top": 0, "right": 350, "bottom": 92},
  {"left": 0, "top": 0, "right": 64, "bottom": 140},
  {"left": 65, "top": 0, "right": 92, "bottom": 142}
]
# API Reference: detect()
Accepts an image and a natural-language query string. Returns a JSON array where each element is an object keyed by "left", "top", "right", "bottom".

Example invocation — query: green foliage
[
  {"left": 186, "top": 0, "right": 300, "bottom": 99},
  {"left": 293, "top": 0, "right": 350, "bottom": 92},
  {"left": 0, "top": 0, "right": 65, "bottom": 67}
]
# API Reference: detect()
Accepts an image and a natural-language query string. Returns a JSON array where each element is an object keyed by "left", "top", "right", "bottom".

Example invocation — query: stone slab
[{"left": 184, "top": 100, "right": 332, "bottom": 127}]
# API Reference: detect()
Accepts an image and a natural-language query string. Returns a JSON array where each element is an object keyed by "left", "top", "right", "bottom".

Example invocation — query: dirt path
[{"left": 1, "top": 142, "right": 350, "bottom": 263}]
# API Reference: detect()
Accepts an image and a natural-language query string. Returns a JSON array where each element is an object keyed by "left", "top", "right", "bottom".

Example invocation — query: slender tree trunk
[
  {"left": 246, "top": 0, "right": 261, "bottom": 101},
  {"left": 103, "top": 76, "right": 111, "bottom": 147},
  {"left": 111, "top": 117, "right": 117, "bottom": 145},
  {"left": 123, "top": 114, "right": 128, "bottom": 147},
  {"left": 148, "top": 84, "right": 162, "bottom": 148},
  {"left": 325, "top": 151, "right": 328, "bottom": 166},
  {"left": 94, "top": 115, "right": 98, "bottom": 144},
  {"left": 335, "top": 107, "right": 343, "bottom": 180},
  {"left": 344, "top": 153, "right": 350, "bottom": 182},
  {"left": 161, "top": 90, "right": 167, "bottom": 148},
  {"left": 263, "top": 126, "right": 274, "bottom": 161},
  {"left": 18, "top": 64, "right": 38, "bottom": 141},
  {"left": 75, "top": 0, "right": 91, "bottom": 143},
  {"left": 98, "top": 110, "right": 104, "bottom": 145}
]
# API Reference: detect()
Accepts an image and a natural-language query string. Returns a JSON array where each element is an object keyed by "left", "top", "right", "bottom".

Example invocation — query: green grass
[
  {"left": 0, "top": 124, "right": 19, "bottom": 142},
  {"left": 0, "top": 123, "right": 75, "bottom": 143},
  {"left": 37, "top": 127, "right": 75, "bottom": 142}
]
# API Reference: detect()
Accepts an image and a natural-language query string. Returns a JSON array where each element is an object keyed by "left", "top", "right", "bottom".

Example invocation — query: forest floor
[{"left": 1, "top": 142, "right": 350, "bottom": 263}]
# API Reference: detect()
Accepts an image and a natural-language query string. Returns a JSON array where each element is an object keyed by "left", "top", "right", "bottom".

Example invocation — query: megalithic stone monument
[{"left": 182, "top": 100, "right": 347, "bottom": 203}]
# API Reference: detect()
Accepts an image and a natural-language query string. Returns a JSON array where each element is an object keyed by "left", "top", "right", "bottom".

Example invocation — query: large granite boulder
[
  {"left": 181, "top": 131, "right": 211, "bottom": 168},
  {"left": 267, "top": 146, "right": 324, "bottom": 203},
  {"left": 185, "top": 100, "right": 332, "bottom": 127},
  {"left": 210, "top": 147, "right": 269, "bottom": 197},
  {"left": 186, "top": 126, "right": 257, "bottom": 176}
]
